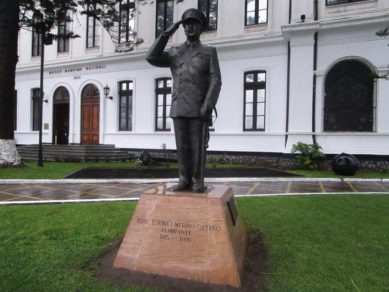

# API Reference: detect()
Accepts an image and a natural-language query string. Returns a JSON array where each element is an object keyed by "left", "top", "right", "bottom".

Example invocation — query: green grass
[
  {"left": 239, "top": 195, "right": 389, "bottom": 291},
  {"left": 290, "top": 169, "right": 389, "bottom": 179},
  {"left": 0, "top": 202, "right": 155, "bottom": 291},
  {"left": 0, "top": 162, "right": 140, "bottom": 179},
  {"left": 1, "top": 196, "right": 388, "bottom": 291}
]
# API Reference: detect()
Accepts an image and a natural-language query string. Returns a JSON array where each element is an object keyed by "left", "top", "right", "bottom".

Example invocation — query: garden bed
[{"left": 66, "top": 167, "right": 299, "bottom": 179}]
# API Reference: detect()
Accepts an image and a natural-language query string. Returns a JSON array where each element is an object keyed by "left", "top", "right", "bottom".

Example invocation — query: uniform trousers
[{"left": 173, "top": 118, "right": 203, "bottom": 186}]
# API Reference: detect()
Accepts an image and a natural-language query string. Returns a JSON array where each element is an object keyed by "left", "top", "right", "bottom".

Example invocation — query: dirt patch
[{"left": 93, "top": 229, "right": 269, "bottom": 291}]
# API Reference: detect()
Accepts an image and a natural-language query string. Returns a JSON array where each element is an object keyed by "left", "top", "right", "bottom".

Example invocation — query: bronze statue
[{"left": 146, "top": 8, "right": 222, "bottom": 192}]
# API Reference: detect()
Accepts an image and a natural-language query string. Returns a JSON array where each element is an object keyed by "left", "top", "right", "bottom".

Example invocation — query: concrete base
[{"left": 113, "top": 183, "right": 247, "bottom": 287}]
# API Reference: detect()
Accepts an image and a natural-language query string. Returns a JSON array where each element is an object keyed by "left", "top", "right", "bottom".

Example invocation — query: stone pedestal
[{"left": 113, "top": 184, "right": 247, "bottom": 287}]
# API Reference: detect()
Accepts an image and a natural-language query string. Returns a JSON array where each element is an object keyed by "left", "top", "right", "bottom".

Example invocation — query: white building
[{"left": 15, "top": 0, "right": 389, "bottom": 156}]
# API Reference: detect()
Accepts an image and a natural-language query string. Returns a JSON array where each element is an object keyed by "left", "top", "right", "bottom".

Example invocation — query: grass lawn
[
  {"left": 290, "top": 169, "right": 389, "bottom": 179},
  {"left": 0, "top": 161, "right": 388, "bottom": 179},
  {"left": 0, "top": 162, "right": 138, "bottom": 179},
  {"left": 1, "top": 195, "right": 388, "bottom": 291}
]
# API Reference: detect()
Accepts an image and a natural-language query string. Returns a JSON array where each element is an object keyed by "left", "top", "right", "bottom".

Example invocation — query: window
[
  {"left": 86, "top": 2, "right": 100, "bottom": 48},
  {"left": 119, "top": 81, "right": 133, "bottom": 131},
  {"left": 198, "top": 0, "right": 218, "bottom": 31},
  {"left": 324, "top": 60, "right": 375, "bottom": 132},
  {"left": 326, "top": 0, "right": 368, "bottom": 6},
  {"left": 57, "top": 12, "right": 70, "bottom": 53},
  {"left": 54, "top": 86, "right": 70, "bottom": 104},
  {"left": 245, "top": 0, "right": 268, "bottom": 26},
  {"left": 31, "top": 88, "right": 40, "bottom": 131},
  {"left": 155, "top": 78, "right": 172, "bottom": 131},
  {"left": 243, "top": 71, "right": 266, "bottom": 131},
  {"left": 32, "top": 27, "right": 41, "bottom": 57},
  {"left": 119, "top": 0, "right": 136, "bottom": 44},
  {"left": 156, "top": 0, "right": 174, "bottom": 38}
]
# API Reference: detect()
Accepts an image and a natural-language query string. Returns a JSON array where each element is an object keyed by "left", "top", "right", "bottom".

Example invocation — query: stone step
[{"left": 17, "top": 144, "right": 134, "bottom": 162}]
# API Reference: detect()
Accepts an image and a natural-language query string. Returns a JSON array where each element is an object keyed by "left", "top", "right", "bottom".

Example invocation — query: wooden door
[{"left": 81, "top": 84, "right": 100, "bottom": 144}]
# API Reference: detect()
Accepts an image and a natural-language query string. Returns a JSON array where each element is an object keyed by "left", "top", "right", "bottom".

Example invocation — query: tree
[
  {"left": 19, "top": 0, "right": 145, "bottom": 51},
  {"left": 0, "top": 0, "right": 145, "bottom": 167},
  {"left": 0, "top": 1, "right": 21, "bottom": 167}
]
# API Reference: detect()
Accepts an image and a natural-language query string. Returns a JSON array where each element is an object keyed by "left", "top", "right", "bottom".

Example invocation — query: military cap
[{"left": 181, "top": 8, "right": 206, "bottom": 29}]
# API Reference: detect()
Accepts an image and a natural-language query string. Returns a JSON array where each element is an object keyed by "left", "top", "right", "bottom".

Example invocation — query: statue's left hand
[{"left": 200, "top": 102, "right": 213, "bottom": 120}]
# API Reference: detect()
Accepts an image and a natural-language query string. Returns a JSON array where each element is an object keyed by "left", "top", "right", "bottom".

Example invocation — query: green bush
[{"left": 291, "top": 142, "right": 325, "bottom": 169}]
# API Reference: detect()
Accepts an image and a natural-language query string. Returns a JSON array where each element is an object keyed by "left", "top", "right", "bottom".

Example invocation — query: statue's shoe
[
  {"left": 171, "top": 182, "right": 189, "bottom": 191},
  {"left": 191, "top": 182, "right": 206, "bottom": 193}
]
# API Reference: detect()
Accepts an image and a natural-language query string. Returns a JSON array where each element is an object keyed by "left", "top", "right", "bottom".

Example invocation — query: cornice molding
[
  {"left": 16, "top": 33, "right": 286, "bottom": 75},
  {"left": 282, "top": 12, "right": 389, "bottom": 38}
]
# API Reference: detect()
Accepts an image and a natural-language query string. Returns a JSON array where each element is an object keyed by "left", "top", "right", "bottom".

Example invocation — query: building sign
[{"left": 48, "top": 64, "right": 107, "bottom": 76}]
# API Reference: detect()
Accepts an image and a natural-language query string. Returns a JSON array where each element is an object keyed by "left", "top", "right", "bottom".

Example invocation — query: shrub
[{"left": 291, "top": 142, "right": 325, "bottom": 169}]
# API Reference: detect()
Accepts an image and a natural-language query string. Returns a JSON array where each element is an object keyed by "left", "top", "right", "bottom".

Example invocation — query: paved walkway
[{"left": 1, "top": 178, "right": 389, "bottom": 205}]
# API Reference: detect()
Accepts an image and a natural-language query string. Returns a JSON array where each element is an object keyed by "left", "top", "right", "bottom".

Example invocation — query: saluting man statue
[{"left": 146, "top": 9, "right": 222, "bottom": 192}]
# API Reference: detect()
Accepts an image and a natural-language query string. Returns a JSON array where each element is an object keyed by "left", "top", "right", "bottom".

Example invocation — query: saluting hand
[{"left": 162, "top": 20, "right": 182, "bottom": 38}]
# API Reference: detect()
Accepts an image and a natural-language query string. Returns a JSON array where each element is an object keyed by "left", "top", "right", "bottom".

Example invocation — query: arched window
[
  {"left": 53, "top": 86, "right": 69, "bottom": 104},
  {"left": 81, "top": 83, "right": 99, "bottom": 100},
  {"left": 324, "top": 59, "right": 375, "bottom": 132}
]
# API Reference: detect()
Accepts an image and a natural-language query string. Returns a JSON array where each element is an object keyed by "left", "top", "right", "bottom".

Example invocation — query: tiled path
[{"left": 1, "top": 178, "right": 388, "bottom": 205}]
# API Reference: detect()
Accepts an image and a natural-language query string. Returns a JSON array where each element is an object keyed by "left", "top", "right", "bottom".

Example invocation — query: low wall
[{"left": 128, "top": 149, "right": 389, "bottom": 172}]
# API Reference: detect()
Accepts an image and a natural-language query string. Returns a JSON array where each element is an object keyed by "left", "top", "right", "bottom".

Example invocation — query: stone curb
[
  {"left": 0, "top": 198, "right": 139, "bottom": 206},
  {"left": 2, "top": 191, "right": 389, "bottom": 206},
  {"left": 0, "top": 177, "right": 388, "bottom": 184}
]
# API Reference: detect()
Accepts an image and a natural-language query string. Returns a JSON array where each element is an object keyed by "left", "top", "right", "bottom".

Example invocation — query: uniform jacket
[{"left": 146, "top": 35, "right": 222, "bottom": 118}]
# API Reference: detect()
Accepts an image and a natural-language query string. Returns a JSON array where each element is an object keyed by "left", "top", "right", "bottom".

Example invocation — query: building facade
[{"left": 15, "top": 0, "right": 389, "bottom": 155}]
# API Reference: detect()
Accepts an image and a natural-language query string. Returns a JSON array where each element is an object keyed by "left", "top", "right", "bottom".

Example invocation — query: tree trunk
[{"left": 0, "top": 0, "right": 21, "bottom": 166}]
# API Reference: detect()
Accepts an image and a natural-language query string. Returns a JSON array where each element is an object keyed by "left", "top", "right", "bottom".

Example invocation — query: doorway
[
  {"left": 53, "top": 86, "right": 70, "bottom": 145},
  {"left": 81, "top": 84, "right": 100, "bottom": 144}
]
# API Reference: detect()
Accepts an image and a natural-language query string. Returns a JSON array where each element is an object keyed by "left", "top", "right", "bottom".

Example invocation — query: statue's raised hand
[{"left": 162, "top": 21, "right": 182, "bottom": 38}]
